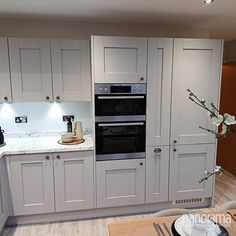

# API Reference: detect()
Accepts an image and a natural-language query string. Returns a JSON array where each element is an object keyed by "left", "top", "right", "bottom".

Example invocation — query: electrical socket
[
  {"left": 15, "top": 116, "right": 28, "bottom": 123},
  {"left": 62, "top": 115, "right": 74, "bottom": 122}
]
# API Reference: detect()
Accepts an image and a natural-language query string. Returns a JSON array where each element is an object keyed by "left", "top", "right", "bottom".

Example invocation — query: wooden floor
[{"left": 3, "top": 171, "right": 236, "bottom": 236}]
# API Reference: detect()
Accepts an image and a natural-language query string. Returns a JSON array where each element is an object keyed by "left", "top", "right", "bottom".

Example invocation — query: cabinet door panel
[
  {"left": 10, "top": 154, "right": 54, "bottom": 215},
  {"left": 146, "top": 146, "right": 169, "bottom": 203},
  {"left": 169, "top": 144, "right": 215, "bottom": 200},
  {"left": 96, "top": 159, "right": 145, "bottom": 208},
  {"left": 0, "top": 38, "right": 11, "bottom": 103},
  {"left": 51, "top": 39, "right": 91, "bottom": 101},
  {"left": 171, "top": 39, "right": 223, "bottom": 145},
  {"left": 171, "top": 39, "right": 222, "bottom": 144},
  {"left": 92, "top": 36, "right": 147, "bottom": 83},
  {"left": 54, "top": 151, "right": 94, "bottom": 212},
  {"left": 146, "top": 38, "right": 173, "bottom": 146},
  {"left": 9, "top": 38, "right": 53, "bottom": 102}
]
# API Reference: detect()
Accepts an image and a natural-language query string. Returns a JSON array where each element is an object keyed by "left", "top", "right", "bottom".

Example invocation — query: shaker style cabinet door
[
  {"left": 145, "top": 146, "right": 169, "bottom": 203},
  {"left": 54, "top": 151, "right": 94, "bottom": 212},
  {"left": 0, "top": 38, "right": 12, "bottom": 103},
  {"left": 92, "top": 36, "right": 147, "bottom": 83},
  {"left": 171, "top": 39, "right": 223, "bottom": 145},
  {"left": 9, "top": 154, "right": 54, "bottom": 215},
  {"left": 8, "top": 38, "right": 53, "bottom": 102},
  {"left": 146, "top": 38, "right": 173, "bottom": 147},
  {"left": 96, "top": 159, "right": 145, "bottom": 208},
  {"left": 0, "top": 157, "right": 13, "bottom": 231},
  {"left": 169, "top": 144, "right": 216, "bottom": 200},
  {"left": 51, "top": 39, "right": 91, "bottom": 101}
]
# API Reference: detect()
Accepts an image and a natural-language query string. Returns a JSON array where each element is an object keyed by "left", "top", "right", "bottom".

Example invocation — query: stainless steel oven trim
[
  {"left": 96, "top": 152, "right": 145, "bottom": 161},
  {"left": 98, "top": 122, "right": 144, "bottom": 127},
  {"left": 95, "top": 115, "right": 146, "bottom": 122},
  {"left": 97, "top": 96, "right": 145, "bottom": 99}
]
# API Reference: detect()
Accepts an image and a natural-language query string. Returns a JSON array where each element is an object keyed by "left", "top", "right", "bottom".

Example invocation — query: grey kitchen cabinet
[
  {"left": 169, "top": 144, "right": 216, "bottom": 200},
  {"left": 54, "top": 151, "right": 94, "bottom": 212},
  {"left": 146, "top": 38, "right": 173, "bottom": 147},
  {"left": 8, "top": 38, "right": 92, "bottom": 102},
  {"left": 0, "top": 38, "right": 12, "bottom": 103},
  {"left": 0, "top": 157, "right": 13, "bottom": 232},
  {"left": 170, "top": 38, "right": 223, "bottom": 146},
  {"left": 51, "top": 39, "right": 91, "bottom": 102},
  {"left": 145, "top": 146, "right": 169, "bottom": 203},
  {"left": 146, "top": 38, "right": 223, "bottom": 203},
  {"left": 8, "top": 38, "right": 53, "bottom": 102},
  {"left": 96, "top": 159, "right": 145, "bottom": 208},
  {"left": 92, "top": 36, "right": 147, "bottom": 83},
  {"left": 9, "top": 151, "right": 94, "bottom": 216},
  {"left": 9, "top": 154, "right": 55, "bottom": 215}
]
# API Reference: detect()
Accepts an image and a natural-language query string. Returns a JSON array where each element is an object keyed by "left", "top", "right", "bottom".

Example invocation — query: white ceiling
[{"left": 0, "top": 0, "right": 236, "bottom": 40}]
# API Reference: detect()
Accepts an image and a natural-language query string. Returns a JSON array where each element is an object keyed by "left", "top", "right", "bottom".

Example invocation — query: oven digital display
[{"left": 110, "top": 86, "right": 131, "bottom": 93}]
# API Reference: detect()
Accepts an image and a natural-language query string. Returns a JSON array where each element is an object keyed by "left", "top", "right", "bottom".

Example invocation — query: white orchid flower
[
  {"left": 220, "top": 124, "right": 227, "bottom": 135},
  {"left": 223, "top": 113, "right": 236, "bottom": 125},
  {"left": 211, "top": 115, "right": 223, "bottom": 126}
]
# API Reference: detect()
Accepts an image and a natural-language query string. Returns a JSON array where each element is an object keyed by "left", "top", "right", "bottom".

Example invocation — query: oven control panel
[{"left": 95, "top": 83, "right": 146, "bottom": 94}]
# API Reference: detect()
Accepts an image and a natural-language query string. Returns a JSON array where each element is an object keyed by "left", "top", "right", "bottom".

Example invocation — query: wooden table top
[{"left": 108, "top": 209, "right": 236, "bottom": 236}]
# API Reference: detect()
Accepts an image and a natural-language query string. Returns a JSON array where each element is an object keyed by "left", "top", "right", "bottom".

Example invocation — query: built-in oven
[
  {"left": 95, "top": 83, "right": 146, "bottom": 122},
  {"left": 95, "top": 121, "right": 145, "bottom": 161},
  {"left": 94, "top": 83, "right": 146, "bottom": 161}
]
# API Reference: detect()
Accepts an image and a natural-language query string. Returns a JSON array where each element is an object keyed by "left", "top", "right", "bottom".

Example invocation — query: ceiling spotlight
[{"left": 204, "top": 0, "right": 214, "bottom": 4}]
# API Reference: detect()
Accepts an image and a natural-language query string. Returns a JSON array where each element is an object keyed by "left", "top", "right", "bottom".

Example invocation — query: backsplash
[{"left": 0, "top": 102, "right": 92, "bottom": 136}]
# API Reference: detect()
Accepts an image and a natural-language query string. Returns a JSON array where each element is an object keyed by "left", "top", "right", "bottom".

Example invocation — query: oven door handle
[
  {"left": 98, "top": 122, "right": 145, "bottom": 127},
  {"left": 97, "top": 96, "right": 145, "bottom": 99}
]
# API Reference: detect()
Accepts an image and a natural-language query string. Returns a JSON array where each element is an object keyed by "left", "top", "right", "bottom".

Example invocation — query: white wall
[
  {"left": 0, "top": 18, "right": 210, "bottom": 39},
  {"left": 0, "top": 102, "right": 91, "bottom": 133}
]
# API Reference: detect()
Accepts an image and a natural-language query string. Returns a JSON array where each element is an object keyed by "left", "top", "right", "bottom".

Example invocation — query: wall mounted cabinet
[
  {"left": 9, "top": 151, "right": 94, "bottom": 216},
  {"left": 51, "top": 39, "right": 91, "bottom": 101},
  {"left": 9, "top": 38, "right": 53, "bottom": 102},
  {"left": 7, "top": 38, "right": 91, "bottom": 102},
  {"left": 0, "top": 38, "right": 12, "bottom": 103},
  {"left": 92, "top": 36, "right": 147, "bottom": 83}
]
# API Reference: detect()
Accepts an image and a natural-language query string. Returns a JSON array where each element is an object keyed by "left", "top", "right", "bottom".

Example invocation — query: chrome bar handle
[
  {"left": 97, "top": 96, "right": 145, "bottom": 99},
  {"left": 98, "top": 122, "right": 145, "bottom": 127}
]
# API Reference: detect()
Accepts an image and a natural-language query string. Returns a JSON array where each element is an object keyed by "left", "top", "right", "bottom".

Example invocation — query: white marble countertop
[{"left": 0, "top": 134, "right": 94, "bottom": 159}]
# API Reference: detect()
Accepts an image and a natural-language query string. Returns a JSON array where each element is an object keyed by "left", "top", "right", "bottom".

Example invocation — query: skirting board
[{"left": 6, "top": 198, "right": 212, "bottom": 226}]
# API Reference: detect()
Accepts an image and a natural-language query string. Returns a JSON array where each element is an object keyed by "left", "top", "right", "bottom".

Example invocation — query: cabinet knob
[
  {"left": 3, "top": 96, "right": 8, "bottom": 102},
  {"left": 173, "top": 148, "right": 177, "bottom": 152},
  {"left": 140, "top": 162, "right": 143, "bottom": 166},
  {"left": 140, "top": 77, "right": 144, "bottom": 81},
  {"left": 45, "top": 156, "right": 50, "bottom": 160},
  {"left": 154, "top": 148, "right": 162, "bottom": 153},
  {"left": 46, "top": 96, "right": 50, "bottom": 101},
  {"left": 56, "top": 155, "right": 61, "bottom": 159},
  {"left": 56, "top": 96, "right": 60, "bottom": 101},
  {"left": 173, "top": 140, "right": 177, "bottom": 144}
]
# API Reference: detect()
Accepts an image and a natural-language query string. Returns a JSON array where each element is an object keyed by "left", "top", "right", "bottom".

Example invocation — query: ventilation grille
[{"left": 173, "top": 198, "right": 203, "bottom": 205}]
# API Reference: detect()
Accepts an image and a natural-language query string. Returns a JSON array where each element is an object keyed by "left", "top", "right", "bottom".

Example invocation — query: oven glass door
[
  {"left": 95, "top": 121, "right": 145, "bottom": 161},
  {"left": 95, "top": 95, "right": 146, "bottom": 117}
]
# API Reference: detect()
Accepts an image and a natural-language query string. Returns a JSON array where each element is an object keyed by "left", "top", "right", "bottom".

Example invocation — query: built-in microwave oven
[{"left": 95, "top": 83, "right": 146, "bottom": 122}]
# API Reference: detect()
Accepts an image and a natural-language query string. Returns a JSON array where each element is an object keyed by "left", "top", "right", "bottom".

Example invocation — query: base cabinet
[
  {"left": 96, "top": 159, "right": 145, "bottom": 208},
  {"left": 9, "top": 151, "right": 94, "bottom": 216},
  {"left": 169, "top": 144, "right": 216, "bottom": 200},
  {"left": 10, "top": 154, "right": 55, "bottom": 216},
  {"left": 0, "top": 157, "right": 13, "bottom": 232},
  {"left": 145, "top": 146, "right": 169, "bottom": 203},
  {"left": 54, "top": 152, "right": 94, "bottom": 212}
]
